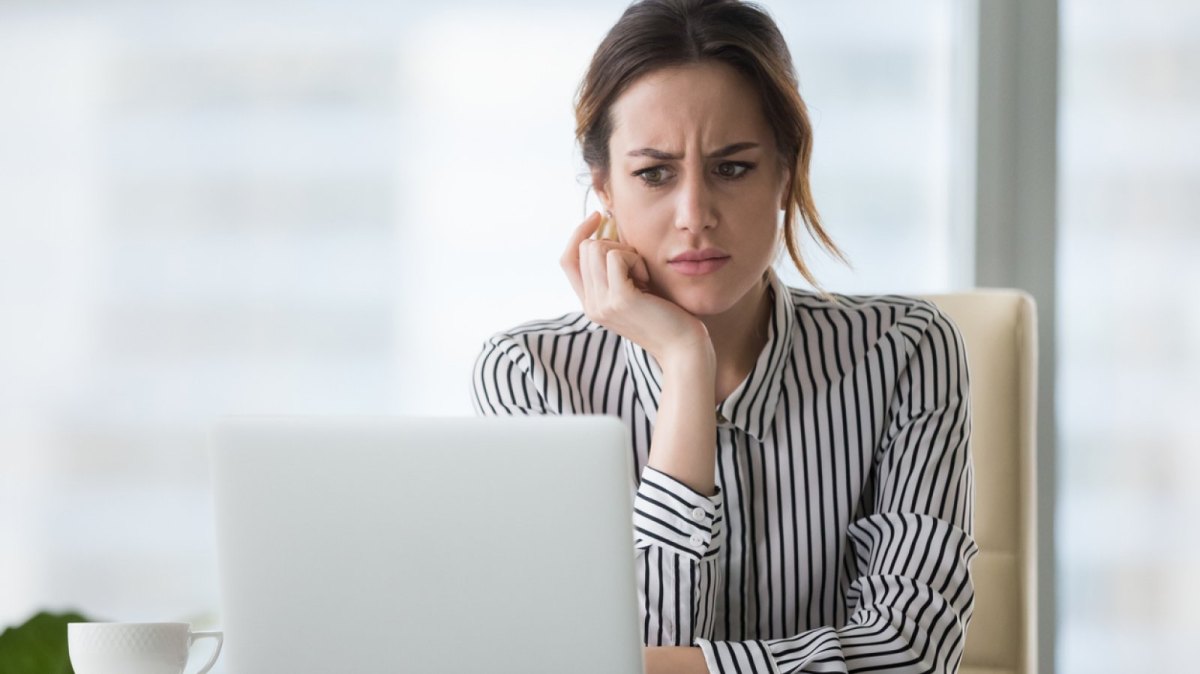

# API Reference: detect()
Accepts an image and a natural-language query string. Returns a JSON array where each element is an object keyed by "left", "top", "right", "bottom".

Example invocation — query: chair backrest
[{"left": 917, "top": 290, "right": 1038, "bottom": 674}]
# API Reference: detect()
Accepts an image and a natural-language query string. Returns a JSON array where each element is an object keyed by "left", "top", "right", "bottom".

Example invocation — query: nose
[{"left": 673, "top": 167, "right": 717, "bottom": 233}]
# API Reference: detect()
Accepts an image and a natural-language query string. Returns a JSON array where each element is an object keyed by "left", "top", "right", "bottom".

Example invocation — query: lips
[
  {"left": 666, "top": 246, "right": 730, "bottom": 276},
  {"left": 667, "top": 256, "right": 730, "bottom": 276},
  {"left": 669, "top": 247, "right": 729, "bottom": 263}
]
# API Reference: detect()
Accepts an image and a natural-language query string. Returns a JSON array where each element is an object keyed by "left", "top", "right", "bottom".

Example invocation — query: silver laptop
[{"left": 210, "top": 415, "right": 644, "bottom": 674}]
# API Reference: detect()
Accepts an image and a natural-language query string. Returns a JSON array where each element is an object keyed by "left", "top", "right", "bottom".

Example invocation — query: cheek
[
  {"left": 609, "top": 180, "right": 665, "bottom": 228},
  {"left": 621, "top": 229, "right": 660, "bottom": 261},
  {"left": 618, "top": 185, "right": 665, "bottom": 213}
]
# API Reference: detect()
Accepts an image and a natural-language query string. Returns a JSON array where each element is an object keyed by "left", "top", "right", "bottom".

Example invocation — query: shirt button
[
  {"left": 690, "top": 507, "right": 706, "bottom": 522},
  {"left": 689, "top": 533, "right": 705, "bottom": 548},
  {"left": 715, "top": 411, "right": 727, "bottom": 424}
]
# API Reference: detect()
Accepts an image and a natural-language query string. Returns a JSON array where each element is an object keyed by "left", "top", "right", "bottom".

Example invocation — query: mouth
[{"left": 667, "top": 256, "right": 730, "bottom": 276}]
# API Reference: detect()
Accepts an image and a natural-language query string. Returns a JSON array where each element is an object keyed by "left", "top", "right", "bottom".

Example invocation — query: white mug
[{"left": 68, "top": 622, "right": 223, "bottom": 674}]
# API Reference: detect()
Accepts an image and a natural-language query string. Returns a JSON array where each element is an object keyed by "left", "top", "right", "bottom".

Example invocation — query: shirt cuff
[
  {"left": 696, "top": 638, "right": 781, "bottom": 674},
  {"left": 632, "top": 465, "right": 723, "bottom": 560}
]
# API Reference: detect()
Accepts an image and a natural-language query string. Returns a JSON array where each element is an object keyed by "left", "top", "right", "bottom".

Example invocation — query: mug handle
[{"left": 187, "top": 630, "right": 224, "bottom": 674}]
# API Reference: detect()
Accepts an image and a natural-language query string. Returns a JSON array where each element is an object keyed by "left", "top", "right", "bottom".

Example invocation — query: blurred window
[{"left": 1057, "top": 2, "right": 1200, "bottom": 672}]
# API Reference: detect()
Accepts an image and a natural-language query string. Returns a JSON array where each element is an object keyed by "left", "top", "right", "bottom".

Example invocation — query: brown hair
[{"left": 573, "top": 0, "right": 848, "bottom": 289}]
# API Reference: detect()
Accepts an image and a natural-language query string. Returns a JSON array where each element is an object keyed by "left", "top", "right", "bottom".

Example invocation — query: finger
[
  {"left": 578, "top": 237, "right": 592, "bottom": 299},
  {"left": 564, "top": 250, "right": 584, "bottom": 303},
  {"left": 561, "top": 211, "right": 604, "bottom": 299},
  {"left": 601, "top": 244, "right": 650, "bottom": 290},
  {"left": 605, "top": 248, "right": 644, "bottom": 296},
  {"left": 565, "top": 211, "right": 604, "bottom": 260},
  {"left": 576, "top": 238, "right": 591, "bottom": 304},
  {"left": 631, "top": 254, "right": 651, "bottom": 288},
  {"left": 583, "top": 240, "right": 612, "bottom": 308}
]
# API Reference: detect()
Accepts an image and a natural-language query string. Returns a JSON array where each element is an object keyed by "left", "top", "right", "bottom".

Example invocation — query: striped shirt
[{"left": 470, "top": 266, "right": 978, "bottom": 674}]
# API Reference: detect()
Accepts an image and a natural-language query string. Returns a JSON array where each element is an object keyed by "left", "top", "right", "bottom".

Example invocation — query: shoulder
[
  {"left": 473, "top": 310, "right": 609, "bottom": 374},
  {"left": 778, "top": 285, "right": 966, "bottom": 375},
  {"left": 477, "top": 311, "right": 600, "bottom": 353},
  {"left": 471, "top": 311, "right": 616, "bottom": 415},
  {"left": 783, "top": 286, "right": 961, "bottom": 348}
]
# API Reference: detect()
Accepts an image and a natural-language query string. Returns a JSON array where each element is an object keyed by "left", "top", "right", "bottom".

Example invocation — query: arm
[
  {"left": 644, "top": 646, "right": 711, "bottom": 674},
  {"left": 477, "top": 211, "right": 734, "bottom": 664},
  {"left": 694, "top": 305, "right": 979, "bottom": 674},
  {"left": 636, "top": 344, "right": 738, "bottom": 653},
  {"left": 557, "top": 210, "right": 735, "bottom": 658},
  {"left": 472, "top": 333, "right": 728, "bottom": 652},
  {"left": 648, "top": 348, "right": 718, "bottom": 495}
]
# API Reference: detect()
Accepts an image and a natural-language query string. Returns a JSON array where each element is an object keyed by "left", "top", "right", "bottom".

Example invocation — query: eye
[
  {"left": 633, "top": 165, "right": 672, "bottom": 188},
  {"left": 716, "top": 161, "right": 755, "bottom": 179}
]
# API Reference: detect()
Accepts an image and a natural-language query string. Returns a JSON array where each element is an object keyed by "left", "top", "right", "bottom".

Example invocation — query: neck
[{"left": 702, "top": 272, "right": 774, "bottom": 402}]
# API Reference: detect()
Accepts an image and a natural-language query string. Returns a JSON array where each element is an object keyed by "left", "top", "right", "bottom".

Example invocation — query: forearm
[
  {"left": 644, "top": 646, "right": 709, "bottom": 674},
  {"left": 634, "top": 348, "right": 723, "bottom": 651},
  {"left": 646, "top": 349, "right": 717, "bottom": 496}
]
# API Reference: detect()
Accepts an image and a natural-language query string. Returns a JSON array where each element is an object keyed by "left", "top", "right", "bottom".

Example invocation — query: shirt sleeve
[
  {"left": 694, "top": 304, "right": 980, "bottom": 674},
  {"left": 472, "top": 333, "right": 729, "bottom": 649},
  {"left": 634, "top": 464, "right": 725, "bottom": 647}
]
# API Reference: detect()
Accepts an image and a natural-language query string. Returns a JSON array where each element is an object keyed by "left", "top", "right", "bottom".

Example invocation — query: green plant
[{"left": 0, "top": 611, "right": 93, "bottom": 674}]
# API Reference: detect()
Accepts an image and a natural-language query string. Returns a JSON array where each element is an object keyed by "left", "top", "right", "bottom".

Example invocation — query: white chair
[{"left": 917, "top": 290, "right": 1039, "bottom": 674}]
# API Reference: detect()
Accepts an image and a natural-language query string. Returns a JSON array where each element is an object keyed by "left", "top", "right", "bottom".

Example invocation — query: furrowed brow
[{"left": 626, "top": 142, "right": 759, "bottom": 161}]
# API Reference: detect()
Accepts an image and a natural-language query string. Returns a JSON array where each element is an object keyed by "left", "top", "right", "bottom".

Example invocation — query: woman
[{"left": 471, "top": 1, "right": 977, "bottom": 673}]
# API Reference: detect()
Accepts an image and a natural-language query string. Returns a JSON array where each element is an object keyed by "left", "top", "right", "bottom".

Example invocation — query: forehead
[{"left": 608, "top": 61, "right": 772, "bottom": 152}]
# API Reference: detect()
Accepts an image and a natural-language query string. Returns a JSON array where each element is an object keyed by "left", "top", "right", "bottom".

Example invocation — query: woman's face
[{"left": 594, "top": 61, "right": 790, "bottom": 317}]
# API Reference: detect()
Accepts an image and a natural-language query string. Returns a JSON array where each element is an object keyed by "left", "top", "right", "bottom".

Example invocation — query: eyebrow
[{"left": 626, "top": 141, "right": 760, "bottom": 160}]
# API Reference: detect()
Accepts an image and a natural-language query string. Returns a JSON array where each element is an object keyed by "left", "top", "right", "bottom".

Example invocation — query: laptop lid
[{"left": 210, "top": 415, "right": 643, "bottom": 674}]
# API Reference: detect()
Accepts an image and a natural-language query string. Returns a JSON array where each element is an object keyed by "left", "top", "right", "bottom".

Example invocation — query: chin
[{"left": 662, "top": 284, "right": 740, "bottom": 317}]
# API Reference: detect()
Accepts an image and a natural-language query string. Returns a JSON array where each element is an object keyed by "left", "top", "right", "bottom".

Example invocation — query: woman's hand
[{"left": 560, "top": 211, "right": 713, "bottom": 367}]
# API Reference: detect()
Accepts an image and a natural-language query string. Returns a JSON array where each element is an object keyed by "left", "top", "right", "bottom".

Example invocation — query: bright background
[{"left": 0, "top": 1, "right": 1196, "bottom": 673}]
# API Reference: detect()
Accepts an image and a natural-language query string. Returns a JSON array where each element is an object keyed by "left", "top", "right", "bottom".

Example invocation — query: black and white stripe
[{"left": 471, "top": 267, "right": 977, "bottom": 674}]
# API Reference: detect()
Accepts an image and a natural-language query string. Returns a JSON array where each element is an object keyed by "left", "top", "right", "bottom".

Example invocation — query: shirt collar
[{"left": 621, "top": 266, "right": 795, "bottom": 441}]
